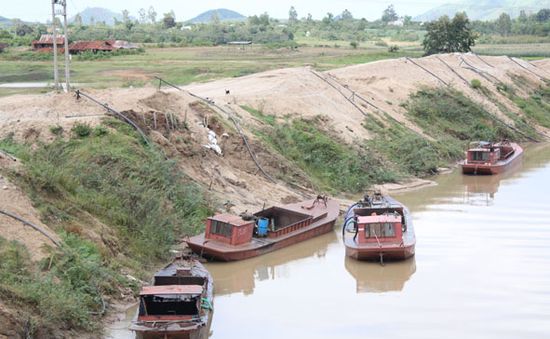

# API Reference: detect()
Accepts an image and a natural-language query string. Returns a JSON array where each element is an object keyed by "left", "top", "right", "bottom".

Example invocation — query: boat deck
[{"left": 187, "top": 198, "right": 340, "bottom": 257}]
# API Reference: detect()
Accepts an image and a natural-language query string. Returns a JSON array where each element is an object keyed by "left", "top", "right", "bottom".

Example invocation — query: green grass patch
[
  {"left": 404, "top": 87, "right": 520, "bottom": 142},
  {"left": 257, "top": 117, "right": 397, "bottom": 192},
  {"left": 0, "top": 234, "right": 128, "bottom": 333},
  {"left": 240, "top": 105, "right": 276, "bottom": 125},
  {"left": 513, "top": 86, "right": 550, "bottom": 129}
]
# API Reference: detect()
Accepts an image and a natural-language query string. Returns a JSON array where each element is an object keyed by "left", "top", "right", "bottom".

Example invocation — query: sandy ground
[{"left": 0, "top": 153, "right": 60, "bottom": 261}]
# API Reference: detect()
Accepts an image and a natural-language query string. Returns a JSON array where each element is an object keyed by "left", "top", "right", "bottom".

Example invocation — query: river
[{"left": 107, "top": 143, "right": 550, "bottom": 339}]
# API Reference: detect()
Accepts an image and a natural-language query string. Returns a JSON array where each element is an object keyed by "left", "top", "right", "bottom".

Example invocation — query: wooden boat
[
  {"left": 343, "top": 193, "right": 415, "bottom": 263},
  {"left": 186, "top": 196, "right": 340, "bottom": 261},
  {"left": 460, "top": 140, "right": 523, "bottom": 175},
  {"left": 130, "top": 256, "right": 213, "bottom": 339}
]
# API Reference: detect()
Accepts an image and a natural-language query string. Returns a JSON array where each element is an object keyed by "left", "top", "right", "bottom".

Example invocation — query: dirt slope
[
  {"left": 186, "top": 53, "right": 550, "bottom": 141},
  {"left": 0, "top": 154, "right": 60, "bottom": 261}
]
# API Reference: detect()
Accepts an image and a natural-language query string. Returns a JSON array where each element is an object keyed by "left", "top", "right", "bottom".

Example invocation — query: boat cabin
[
  {"left": 137, "top": 285, "right": 203, "bottom": 321},
  {"left": 466, "top": 141, "right": 515, "bottom": 165},
  {"left": 356, "top": 213, "right": 403, "bottom": 245},
  {"left": 205, "top": 207, "right": 315, "bottom": 245},
  {"left": 205, "top": 214, "right": 255, "bottom": 245}
]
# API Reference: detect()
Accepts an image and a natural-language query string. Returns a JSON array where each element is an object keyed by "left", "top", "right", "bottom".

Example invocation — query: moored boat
[
  {"left": 460, "top": 140, "right": 523, "bottom": 175},
  {"left": 130, "top": 256, "right": 213, "bottom": 339},
  {"left": 343, "top": 193, "right": 415, "bottom": 263},
  {"left": 186, "top": 196, "right": 340, "bottom": 261}
]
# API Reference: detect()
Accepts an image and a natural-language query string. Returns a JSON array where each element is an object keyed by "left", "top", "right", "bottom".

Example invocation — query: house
[
  {"left": 68, "top": 40, "right": 139, "bottom": 54},
  {"left": 68, "top": 40, "right": 114, "bottom": 54},
  {"left": 32, "top": 34, "right": 65, "bottom": 50}
]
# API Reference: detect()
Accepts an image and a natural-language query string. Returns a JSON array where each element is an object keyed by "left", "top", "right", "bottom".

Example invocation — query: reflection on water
[
  {"left": 344, "top": 257, "right": 416, "bottom": 293},
  {"left": 206, "top": 231, "right": 337, "bottom": 296},
  {"left": 106, "top": 143, "right": 550, "bottom": 339}
]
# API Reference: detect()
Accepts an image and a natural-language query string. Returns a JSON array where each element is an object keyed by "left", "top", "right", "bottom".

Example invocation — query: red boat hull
[
  {"left": 461, "top": 143, "right": 523, "bottom": 175},
  {"left": 187, "top": 218, "right": 336, "bottom": 261},
  {"left": 345, "top": 244, "right": 415, "bottom": 261},
  {"left": 187, "top": 199, "right": 339, "bottom": 261}
]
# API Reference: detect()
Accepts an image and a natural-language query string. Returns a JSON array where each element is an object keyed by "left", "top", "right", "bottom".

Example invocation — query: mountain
[
  {"left": 415, "top": 0, "right": 550, "bottom": 21},
  {"left": 187, "top": 9, "right": 246, "bottom": 24},
  {"left": 71, "top": 7, "right": 123, "bottom": 25},
  {"left": 0, "top": 16, "right": 12, "bottom": 26}
]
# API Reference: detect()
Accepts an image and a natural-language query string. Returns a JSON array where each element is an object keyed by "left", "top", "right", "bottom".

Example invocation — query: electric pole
[
  {"left": 61, "top": 0, "right": 70, "bottom": 91},
  {"left": 50, "top": 0, "right": 70, "bottom": 92},
  {"left": 51, "top": 0, "right": 59, "bottom": 90}
]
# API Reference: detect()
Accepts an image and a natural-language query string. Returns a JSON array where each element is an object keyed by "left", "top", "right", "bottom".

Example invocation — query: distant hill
[
  {"left": 71, "top": 7, "right": 123, "bottom": 25},
  {"left": 187, "top": 9, "right": 246, "bottom": 24},
  {"left": 415, "top": 0, "right": 550, "bottom": 21},
  {"left": 0, "top": 16, "right": 12, "bottom": 26}
]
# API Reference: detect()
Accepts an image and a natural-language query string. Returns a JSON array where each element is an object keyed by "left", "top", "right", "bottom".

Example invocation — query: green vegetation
[
  {"left": 405, "top": 87, "right": 520, "bottom": 142},
  {"left": 512, "top": 86, "right": 550, "bottom": 128},
  {"left": 422, "top": 13, "right": 478, "bottom": 55},
  {"left": 0, "top": 234, "right": 126, "bottom": 333},
  {"left": 364, "top": 119, "right": 456, "bottom": 176},
  {"left": 241, "top": 105, "right": 276, "bottom": 125},
  {"left": 470, "top": 79, "right": 482, "bottom": 89},
  {"left": 0, "top": 120, "right": 211, "bottom": 333},
  {"left": 257, "top": 117, "right": 396, "bottom": 193}
]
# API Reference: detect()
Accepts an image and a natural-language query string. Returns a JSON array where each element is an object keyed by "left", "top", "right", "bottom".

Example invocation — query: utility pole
[
  {"left": 61, "top": 0, "right": 70, "bottom": 91},
  {"left": 51, "top": 0, "right": 59, "bottom": 90}
]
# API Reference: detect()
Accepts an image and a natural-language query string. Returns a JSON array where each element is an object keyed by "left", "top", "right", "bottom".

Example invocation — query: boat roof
[
  {"left": 140, "top": 285, "right": 203, "bottom": 296},
  {"left": 358, "top": 214, "right": 401, "bottom": 224},
  {"left": 210, "top": 214, "right": 253, "bottom": 227}
]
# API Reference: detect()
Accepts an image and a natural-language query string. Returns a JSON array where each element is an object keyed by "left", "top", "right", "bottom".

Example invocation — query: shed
[{"left": 32, "top": 34, "right": 65, "bottom": 50}]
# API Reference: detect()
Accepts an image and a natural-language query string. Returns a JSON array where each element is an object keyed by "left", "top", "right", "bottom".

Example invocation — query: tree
[
  {"left": 122, "top": 10, "right": 130, "bottom": 23},
  {"left": 15, "top": 24, "right": 33, "bottom": 36},
  {"left": 147, "top": 6, "right": 157, "bottom": 24},
  {"left": 163, "top": 11, "right": 176, "bottom": 29},
  {"left": 322, "top": 13, "right": 334, "bottom": 26},
  {"left": 535, "top": 9, "right": 550, "bottom": 22},
  {"left": 74, "top": 13, "right": 83, "bottom": 26},
  {"left": 518, "top": 10, "right": 528, "bottom": 23},
  {"left": 288, "top": 6, "right": 298, "bottom": 25},
  {"left": 422, "top": 13, "right": 477, "bottom": 55},
  {"left": 138, "top": 8, "right": 147, "bottom": 23},
  {"left": 496, "top": 13, "right": 512, "bottom": 36},
  {"left": 341, "top": 9, "right": 353, "bottom": 21},
  {"left": 403, "top": 15, "right": 412, "bottom": 26},
  {"left": 381, "top": 5, "right": 398, "bottom": 23}
]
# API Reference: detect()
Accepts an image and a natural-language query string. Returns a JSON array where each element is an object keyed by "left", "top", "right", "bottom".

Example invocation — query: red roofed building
[
  {"left": 32, "top": 34, "right": 65, "bottom": 50},
  {"left": 68, "top": 40, "right": 114, "bottom": 54}
]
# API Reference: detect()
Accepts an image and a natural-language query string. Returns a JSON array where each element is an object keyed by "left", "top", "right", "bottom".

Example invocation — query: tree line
[{"left": 1, "top": 5, "right": 550, "bottom": 56}]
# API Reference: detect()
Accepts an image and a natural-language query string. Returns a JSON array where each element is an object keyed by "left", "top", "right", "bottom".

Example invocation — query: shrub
[
  {"left": 470, "top": 79, "right": 482, "bottom": 89},
  {"left": 350, "top": 41, "right": 358, "bottom": 49},
  {"left": 388, "top": 45, "right": 399, "bottom": 52},
  {"left": 49, "top": 125, "right": 63, "bottom": 136},
  {"left": 71, "top": 123, "right": 92, "bottom": 138}
]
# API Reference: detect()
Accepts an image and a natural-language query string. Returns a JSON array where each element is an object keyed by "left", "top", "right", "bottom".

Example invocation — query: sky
[{"left": 2, "top": 0, "right": 461, "bottom": 22}]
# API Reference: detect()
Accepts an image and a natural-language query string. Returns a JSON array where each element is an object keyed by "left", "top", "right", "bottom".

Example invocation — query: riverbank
[{"left": 0, "top": 53, "right": 549, "bottom": 337}]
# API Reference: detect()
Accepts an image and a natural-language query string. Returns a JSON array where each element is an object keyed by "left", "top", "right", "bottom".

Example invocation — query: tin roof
[
  {"left": 69, "top": 40, "right": 114, "bottom": 51},
  {"left": 210, "top": 214, "right": 253, "bottom": 227},
  {"left": 140, "top": 285, "right": 203, "bottom": 296},
  {"left": 33, "top": 34, "right": 65, "bottom": 45},
  {"left": 358, "top": 214, "right": 401, "bottom": 224}
]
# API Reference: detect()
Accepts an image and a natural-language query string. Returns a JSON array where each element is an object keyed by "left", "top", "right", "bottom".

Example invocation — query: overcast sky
[{"left": 3, "top": 0, "right": 460, "bottom": 22}]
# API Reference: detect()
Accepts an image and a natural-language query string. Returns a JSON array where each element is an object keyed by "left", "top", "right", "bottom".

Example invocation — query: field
[{"left": 1, "top": 38, "right": 549, "bottom": 97}]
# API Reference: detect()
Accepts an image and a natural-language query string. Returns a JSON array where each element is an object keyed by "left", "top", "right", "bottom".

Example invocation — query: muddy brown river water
[{"left": 107, "top": 143, "right": 550, "bottom": 339}]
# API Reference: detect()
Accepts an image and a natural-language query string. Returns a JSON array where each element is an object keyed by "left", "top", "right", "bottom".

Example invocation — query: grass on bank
[
  {"left": 256, "top": 116, "right": 397, "bottom": 193},
  {"left": 0, "top": 120, "right": 211, "bottom": 334}
]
